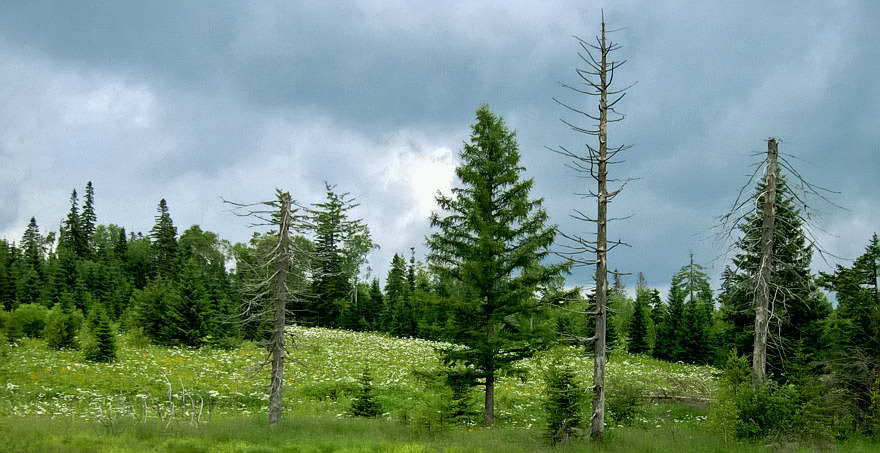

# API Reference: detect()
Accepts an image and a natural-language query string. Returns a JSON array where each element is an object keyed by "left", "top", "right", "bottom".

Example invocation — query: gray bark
[
  {"left": 752, "top": 138, "right": 778, "bottom": 387},
  {"left": 269, "top": 192, "right": 292, "bottom": 426},
  {"left": 590, "top": 18, "right": 609, "bottom": 442}
]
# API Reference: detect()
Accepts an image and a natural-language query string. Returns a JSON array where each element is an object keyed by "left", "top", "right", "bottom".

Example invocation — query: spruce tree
[
  {"left": 150, "top": 199, "right": 179, "bottom": 280},
  {"left": 305, "top": 184, "right": 372, "bottom": 327},
  {"left": 80, "top": 181, "right": 97, "bottom": 255},
  {"left": 349, "top": 367, "right": 383, "bottom": 417},
  {"left": 719, "top": 174, "right": 827, "bottom": 378},
  {"left": 172, "top": 258, "right": 213, "bottom": 347},
  {"left": 819, "top": 234, "right": 880, "bottom": 427},
  {"left": 84, "top": 305, "right": 116, "bottom": 362},
  {"left": 627, "top": 289, "right": 650, "bottom": 354},
  {"left": 427, "top": 106, "right": 563, "bottom": 426},
  {"left": 59, "top": 189, "right": 88, "bottom": 259}
]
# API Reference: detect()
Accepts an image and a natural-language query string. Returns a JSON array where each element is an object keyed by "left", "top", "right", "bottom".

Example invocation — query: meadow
[{"left": 0, "top": 327, "right": 876, "bottom": 452}]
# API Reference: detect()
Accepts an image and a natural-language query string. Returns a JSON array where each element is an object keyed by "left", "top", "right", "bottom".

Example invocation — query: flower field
[{"left": 0, "top": 326, "right": 717, "bottom": 429}]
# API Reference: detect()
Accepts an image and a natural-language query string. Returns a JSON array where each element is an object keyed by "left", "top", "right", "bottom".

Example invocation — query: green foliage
[
  {"left": 350, "top": 367, "right": 383, "bottom": 417},
  {"left": 607, "top": 381, "right": 645, "bottom": 427},
  {"left": 150, "top": 199, "right": 179, "bottom": 280},
  {"left": 130, "top": 279, "right": 181, "bottom": 346},
  {"left": 305, "top": 183, "right": 373, "bottom": 328},
  {"left": 427, "top": 106, "right": 565, "bottom": 424},
  {"left": 627, "top": 289, "right": 650, "bottom": 354},
  {"left": 43, "top": 303, "right": 81, "bottom": 350},
  {"left": 9, "top": 303, "right": 49, "bottom": 339},
  {"left": 542, "top": 356, "right": 585, "bottom": 445},
  {"left": 719, "top": 175, "right": 827, "bottom": 378},
  {"left": 712, "top": 350, "right": 826, "bottom": 441},
  {"left": 83, "top": 305, "right": 116, "bottom": 362}
]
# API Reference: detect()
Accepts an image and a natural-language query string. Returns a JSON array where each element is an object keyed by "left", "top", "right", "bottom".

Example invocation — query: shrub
[
  {"left": 542, "top": 357, "right": 585, "bottom": 445},
  {"left": 607, "top": 381, "right": 644, "bottom": 426},
  {"left": 350, "top": 367, "right": 383, "bottom": 417},
  {"left": 712, "top": 350, "right": 826, "bottom": 441},
  {"left": 44, "top": 304, "right": 82, "bottom": 350},
  {"left": 10, "top": 303, "right": 49, "bottom": 339}
]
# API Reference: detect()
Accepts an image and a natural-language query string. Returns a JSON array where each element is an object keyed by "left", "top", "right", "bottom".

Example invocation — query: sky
[{"left": 1, "top": 1, "right": 877, "bottom": 295}]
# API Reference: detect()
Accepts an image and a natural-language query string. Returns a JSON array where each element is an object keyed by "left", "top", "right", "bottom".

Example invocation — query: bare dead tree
[
  {"left": 717, "top": 138, "right": 841, "bottom": 386},
  {"left": 752, "top": 139, "right": 778, "bottom": 385},
  {"left": 552, "top": 13, "right": 634, "bottom": 442},
  {"left": 226, "top": 189, "right": 313, "bottom": 427}
]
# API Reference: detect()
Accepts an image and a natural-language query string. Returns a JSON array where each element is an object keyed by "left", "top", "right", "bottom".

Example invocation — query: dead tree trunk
[
  {"left": 553, "top": 14, "right": 633, "bottom": 443},
  {"left": 752, "top": 138, "right": 778, "bottom": 387},
  {"left": 268, "top": 191, "right": 292, "bottom": 426},
  {"left": 590, "top": 18, "right": 611, "bottom": 441}
]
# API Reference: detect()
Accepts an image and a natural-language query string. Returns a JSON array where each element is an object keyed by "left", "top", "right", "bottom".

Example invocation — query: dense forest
[{"left": 1, "top": 108, "right": 879, "bottom": 441}]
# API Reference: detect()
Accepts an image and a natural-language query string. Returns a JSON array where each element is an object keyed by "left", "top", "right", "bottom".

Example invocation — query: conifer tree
[
  {"left": 81, "top": 181, "right": 97, "bottom": 254},
  {"left": 305, "top": 184, "right": 372, "bottom": 327},
  {"left": 150, "top": 199, "right": 179, "bottom": 280},
  {"left": 627, "top": 289, "right": 650, "bottom": 354},
  {"left": 428, "top": 105, "right": 562, "bottom": 426},
  {"left": 819, "top": 234, "right": 880, "bottom": 427},
  {"left": 172, "top": 258, "right": 213, "bottom": 347},
  {"left": 83, "top": 305, "right": 116, "bottom": 362}
]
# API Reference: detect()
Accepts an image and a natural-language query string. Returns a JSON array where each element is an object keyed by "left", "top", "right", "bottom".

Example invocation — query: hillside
[{"left": 0, "top": 326, "right": 715, "bottom": 427}]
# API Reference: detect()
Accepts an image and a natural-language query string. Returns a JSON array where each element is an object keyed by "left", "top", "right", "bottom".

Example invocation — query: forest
[
  {"left": 1, "top": 109, "right": 878, "bottom": 450},
  {"left": 1, "top": 14, "right": 879, "bottom": 453}
]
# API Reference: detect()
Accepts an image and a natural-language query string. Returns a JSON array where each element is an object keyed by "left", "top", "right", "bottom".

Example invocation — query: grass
[{"left": 0, "top": 326, "right": 877, "bottom": 451}]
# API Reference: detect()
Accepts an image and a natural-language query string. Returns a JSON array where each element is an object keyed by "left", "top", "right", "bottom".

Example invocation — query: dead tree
[
  {"left": 718, "top": 138, "right": 840, "bottom": 386},
  {"left": 227, "top": 189, "right": 312, "bottom": 427},
  {"left": 553, "top": 14, "right": 633, "bottom": 442},
  {"left": 752, "top": 138, "right": 778, "bottom": 385}
]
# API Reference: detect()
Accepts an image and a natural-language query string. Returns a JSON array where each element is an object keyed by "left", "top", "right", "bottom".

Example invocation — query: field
[{"left": 0, "top": 327, "right": 876, "bottom": 452}]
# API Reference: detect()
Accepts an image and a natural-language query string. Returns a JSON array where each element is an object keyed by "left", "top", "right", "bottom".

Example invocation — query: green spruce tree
[{"left": 427, "top": 106, "right": 564, "bottom": 426}]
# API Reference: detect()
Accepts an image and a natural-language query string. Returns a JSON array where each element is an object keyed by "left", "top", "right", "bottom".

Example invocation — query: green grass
[{"left": 0, "top": 326, "right": 877, "bottom": 451}]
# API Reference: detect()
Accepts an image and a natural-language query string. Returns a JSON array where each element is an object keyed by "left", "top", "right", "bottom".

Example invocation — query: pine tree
[
  {"left": 349, "top": 367, "right": 383, "bottom": 417},
  {"left": 305, "top": 184, "right": 372, "bottom": 327},
  {"left": 172, "top": 258, "right": 213, "bottom": 347},
  {"left": 627, "top": 288, "right": 650, "bottom": 354},
  {"left": 21, "top": 217, "right": 44, "bottom": 275},
  {"left": 427, "top": 106, "right": 563, "bottom": 426},
  {"left": 83, "top": 305, "right": 116, "bottom": 362},
  {"left": 383, "top": 254, "right": 411, "bottom": 335},
  {"left": 80, "top": 181, "right": 97, "bottom": 255},
  {"left": 130, "top": 279, "right": 180, "bottom": 345},
  {"left": 654, "top": 288, "right": 685, "bottom": 362},
  {"left": 818, "top": 234, "right": 880, "bottom": 428},
  {"left": 150, "top": 199, "right": 179, "bottom": 280},
  {"left": 59, "top": 189, "right": 88, "bottom": 259}
]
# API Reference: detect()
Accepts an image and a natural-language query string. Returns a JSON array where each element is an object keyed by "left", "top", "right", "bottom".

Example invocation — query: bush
[
  {"left": 349, "top": 367, "right": 383, "bottom": 417},
  {"left": 607, "top": 381, "right": 645, "bottom": 426},
  {"left": 9, "top": 303, "right": 49, "bottom": 339},
  {"left": 44, "top": 304, "right": 83, "bottom": 350},
  {"left": 712, "top": 350, "right": 826, "bottom": 441},
  {"left": 542, "top": 357, "right": 586, "bottom": 445}
]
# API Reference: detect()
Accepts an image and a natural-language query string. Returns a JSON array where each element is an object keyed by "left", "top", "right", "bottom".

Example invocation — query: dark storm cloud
[{"left": 0, "top": 1, "right": 876, "bottom": 291}]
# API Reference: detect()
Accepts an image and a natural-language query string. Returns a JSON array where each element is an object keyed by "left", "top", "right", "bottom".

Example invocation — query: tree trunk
[
  {"left": 752, "top": 138, "right": 778, "bottom": 387},
  {"left": 269, "top": 192, "right": 292, "bottom": 426},
  {"left": 485, "top": 321, "right": 496, "bottom": 426},
  {"left": 591, "top": 17, "right": 609, "bottom": 443}
]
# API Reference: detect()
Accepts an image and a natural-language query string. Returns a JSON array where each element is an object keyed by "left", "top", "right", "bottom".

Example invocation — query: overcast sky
[{"left": 1, "top": 1, "right": 877, "bottom": 294}]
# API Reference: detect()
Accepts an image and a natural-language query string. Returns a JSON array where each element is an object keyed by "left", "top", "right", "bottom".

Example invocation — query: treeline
[{"left": 1, "top": 169, "right": 879, "bottom": 435}]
